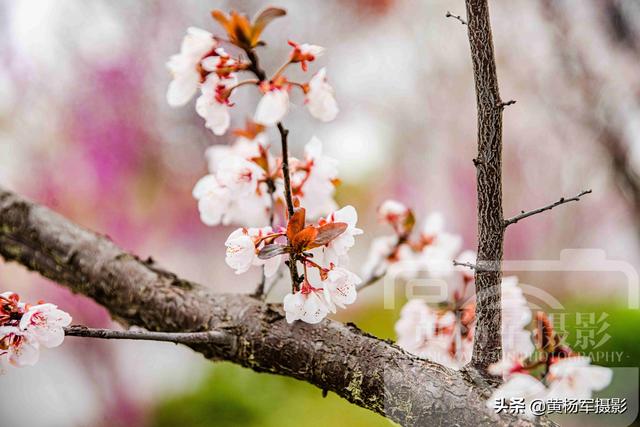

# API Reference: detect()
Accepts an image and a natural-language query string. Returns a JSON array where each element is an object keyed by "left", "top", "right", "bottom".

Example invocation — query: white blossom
[
  {"left": 192, "top": 174, "right": 231, "bottom": 226},
  {"left": 166, "top": 27, "right": 216, "bottom": 107},
  {"left": 417, "top": 213, "right": 462, "bottom": 278},
  {"left": 306, "top": 68, "right": 338, "bottom": 122},
  {"left": 322, "top": 205, "right": 363, "bottom": 266},
  {"left": 293, "top": 43, "right": 325, "bottom": 59},
  {"left": 216, "top": 156, "right": 264, "bottom": 196},
  {"left": 546, "top": 356, "right": 613, "bottom": 400},
  {"left": 378, "top": 200, "right": 409, "bottom": 226},
  {"left": 283, "top": 289, "right": 329, "bottom": 324},
  {"left": 501, "top": 276, "right": 534, "bottom": 359},
  {"left": 195, "top": 73, "right": 236, "bottom": 136},
  {"left": 254, "top": 88, "right": 289, "bottom": 126},
  {"left": 394, "top": 300, "right": 464, "bottom": 368},
  {"left": 19, "top": 303, "right": 71, "bottom": 348},
  {"left": 0, "top": 326, "right": 40, "bottom": 367},
  {"left": 225, "top": 228, "right": 257, "bottom": 275},
  {"left": 294, "top": 136, "right": 339, "bottom": 218},
  {"left": 361, "top": 235, "right": 403, "bottom": 279},
  {"left": 224, "top": 227, "right": 282, "bottom": 276},
  {"left": 322, "top": 267, "right": 361, "bottom": 312}
]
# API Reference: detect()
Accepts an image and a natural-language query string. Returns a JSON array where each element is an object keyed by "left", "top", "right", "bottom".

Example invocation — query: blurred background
[{"left": 0, "top": 0, "right": 639, "bottom": 426}]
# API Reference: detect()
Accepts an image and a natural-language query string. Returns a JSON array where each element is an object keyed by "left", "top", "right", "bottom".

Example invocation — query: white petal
[{"left": 254, "top": 90, "right": 289, "bottom": 126}]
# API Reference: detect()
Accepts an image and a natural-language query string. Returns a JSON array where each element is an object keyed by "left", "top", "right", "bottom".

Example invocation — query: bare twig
[
  {"left": 497, "top": 99, "right": 516, "bottom": 108},
  {"left": 356, "top": 270, "right": 385, "bottom": 291},
  {"left": 452, "top": 260, "right": 496, "bottom": 274},
  {"left": 64, "top": 326, "right": 229, "bottom": 345},
  {"left": 446, "top": 11, "right": 467, "bottom": 25},
  {"left": 503, "top": 190, "right": 592, "bottom": 227}
]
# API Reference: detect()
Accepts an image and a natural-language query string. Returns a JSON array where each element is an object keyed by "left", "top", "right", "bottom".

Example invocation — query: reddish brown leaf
[
  {"left": 251, "top": 7, "right": 286, "bottom": 45},
  {"left": 258, "top": 244, "right": 290, "bottom": 260},
  {"left": 286, "top": 208, "right": 306, "bottom": 241},
  {"left": 291, "top": 227, "right": 318, "bottom": 250},
  {"left": 308, "top": 222, "right": 347, "bottom": 248}
]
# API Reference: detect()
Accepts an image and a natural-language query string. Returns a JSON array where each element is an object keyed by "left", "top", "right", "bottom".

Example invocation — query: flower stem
[{"left": 271, "top": 59, "right": 292, "bottom": 80}]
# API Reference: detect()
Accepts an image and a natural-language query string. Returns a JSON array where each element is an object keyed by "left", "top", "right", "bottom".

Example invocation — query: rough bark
[
  {"left": 0, "top": 187, "right": 557, "bottom": 426},
  {"left": 465, "top": 0, "right": 505, "bottom": 371}
]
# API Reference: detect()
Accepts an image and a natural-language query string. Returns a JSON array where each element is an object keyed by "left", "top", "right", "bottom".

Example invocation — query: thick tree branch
[
  {"left": 465, "top": 0, "right": 505, "bottom": 372},
  {"left": 504, "top": 190, "right": 592, "bottom": 227},
  {"left": 0, "top": 187, "right": 556, "bottom": 426}
]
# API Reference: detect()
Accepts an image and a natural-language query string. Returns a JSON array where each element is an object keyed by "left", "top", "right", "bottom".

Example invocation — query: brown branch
[
  {"left": 504, "top": 190, "right": 592, "bottom": 227},
  {"left": 64, "top": 326, "right": 230, "bottom": 345},
  {"left": 465, "top": 0, "right": 506, "bottom": 372},
  {"left": 497, "top": 99, "right": 516, "bottom": 108},
  {"left": 0, "top": 187, "right": 556, "bottom": 426},
  {"left": 445, "top": 11, "right": 467, "bottom": 25}
]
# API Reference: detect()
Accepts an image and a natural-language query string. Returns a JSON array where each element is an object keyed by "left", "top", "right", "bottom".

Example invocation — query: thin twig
[
  {"left": 356, "top": 270, "right": 386, "bottom": 292},
  {"left": 497, "top": 99, "right": 516, "bottom": 108},
  {"left": 452, "top": 260, "right": 495, "bottom": 274},
  {"left": 64, "top": 326, "right": 228, "bottom": 345},
  {"left": 243, "top": 47, "right": 301, "bottom": 292},
  {"left": 253, "top": 178, "right": 278, "bottom": 298},
  {"left": 503, "top": 190, "right": 592, "bottom": 227},
  {"left": 446, "top": 11, "right": 467, "bottom": 25}
]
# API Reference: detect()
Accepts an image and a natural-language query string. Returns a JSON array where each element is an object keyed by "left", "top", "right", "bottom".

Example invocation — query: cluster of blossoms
[
  {"left": 0, "top": 292, "right": 71, "bottom": 370},
  {"left": 171, "top": 8, "right": 361, "bottom": 324},
  {"left": 379, "top": 202, "right": 612, "bottom": 417},
  {"left": 362, "top": 200, "right": 471, "bottom": 286},
  {"left": 193, "top": 124, "right": 339, "bottom": 227},
  {"left": 395, "top": 276, "right": 534, "bottom": 369},
  {"left": 487, "top": 312, "right": 613, "bottom": 418},
  {"left": 167, "top": 8, "right": 338, "bottom": 135},
  {"left": 381, "top": 200, "right": 532, "bottom": 367},
  {"left": 225, "top": 205, "right": 363, "bottom": 323},
  {"left": 170, "top": 9, "right": 341, "bottom": 228}
]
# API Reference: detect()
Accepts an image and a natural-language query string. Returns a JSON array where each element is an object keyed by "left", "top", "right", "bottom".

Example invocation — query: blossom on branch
[
  {"left": 0, "top": 292, "right": 72, "bottom": 371},
  {"left": 486, "top": 312, "right": 613, "bottom": 418},
  {"left": 225, "top": 226, "right": 283, "bottom": 277},
  {"left": 254, "top": 80, "right": 290, "bottom": 126},
  {"left": 166, "top": 27, "right": 217, "bottom": 107},
  {"left": 305, "top": 68, "right": 339, "bottom": 122},
  {"left": 288, "top": 41, "right": 325, "bottom": 71}
]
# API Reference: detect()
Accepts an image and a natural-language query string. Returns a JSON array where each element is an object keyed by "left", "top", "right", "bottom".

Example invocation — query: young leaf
[
  {"left": 291, "top": 226, "right": 318, "bottom": 251},
  {"left": 251, "top": 7, "right": 286, "bottom": 45},
  {"left": 258, "top": 244, "right": 290, "bottom": 260},
  {"left": 309, "top": 222, "right": 347, "bottom": 248},
  {"left": 286, "top": 208, "right": 306, "bottom": 241}
]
